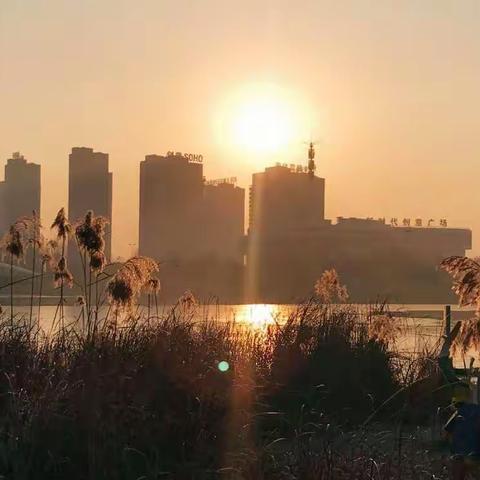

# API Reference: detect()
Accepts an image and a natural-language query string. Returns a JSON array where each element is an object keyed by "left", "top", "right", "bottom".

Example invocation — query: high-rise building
[
  {"left": 68, "top": 147, "right": 113, "bottom": 260},
  {"left": 246, "top": 162, "right": 327, "bottom": 301},
  {"left": 249, "top": 164, "right": 326, "bottom": 235},
  {"left": 139, "top": 152, "right": 204, "bottom": 262},
  {"left": 139, "top": 152, "right": 245, "bottom": 300},
  {"left": 246, "top": 159, "right": 472, "bottom": 303},
  {"left": 199, "top": 180, "right": 246, "bottom": 300},
  {"left": 203, "top": 181, "right": 245, "bottom": 263},
  {"left": 0, "top": 152, "right": 41, "bottom": 234}
]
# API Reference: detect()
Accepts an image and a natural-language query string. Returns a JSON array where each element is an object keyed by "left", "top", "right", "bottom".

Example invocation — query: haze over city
[
  {"left": 4, "top": 3, "right": 480, "bottom": 479},
  {"left": 1, "top": 0, "right": 480, "bottom": 258}
]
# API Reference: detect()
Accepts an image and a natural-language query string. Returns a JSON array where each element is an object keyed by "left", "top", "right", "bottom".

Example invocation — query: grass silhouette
[{"left": 0, "top": 211, "right": 459, "bottom": 479}]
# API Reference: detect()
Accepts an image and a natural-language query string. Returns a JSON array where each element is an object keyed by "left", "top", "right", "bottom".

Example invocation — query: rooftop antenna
[
  {"left": 307, "top": 142, "right": 316, "bottom": 178},
  {"left": 303, "top": 136, "right": 319, "bottom": 178}
]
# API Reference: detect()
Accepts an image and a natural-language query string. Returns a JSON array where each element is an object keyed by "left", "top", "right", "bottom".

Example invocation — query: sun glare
[
  {"left": 231, "top": 97, "right": 293, "bottom": 152},
  {"left": 236, "top": 304, "right": 279, "bottom": 330},
  {"left": 218, "top": 84, "right": 309, "bottom": 155}
]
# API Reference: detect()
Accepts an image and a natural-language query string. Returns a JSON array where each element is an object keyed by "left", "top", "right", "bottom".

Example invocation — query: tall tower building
[
  {"left": 249, "top": 164, "right": 326, "bottom": 235},
  {"left": 139, "top": 152, "right": 204, "bottom": 261},
  {"left": 246, "top": 161, "right": 327, "bottom": 302},
  {"left": 203, "top": 180, "right": 245, "bottom": 263},
  {"left": 139, "top": 153, "right": 245, "bottom": 300},
  {"left": 0, "top": 152, "right": 41, "bottom": 234},
  {"left": 68, "top": 147, "right": 113, "bottom": 260}
]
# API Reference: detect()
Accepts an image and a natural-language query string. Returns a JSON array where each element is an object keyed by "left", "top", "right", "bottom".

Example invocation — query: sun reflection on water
[{"left": 235, "top": 304, "right": 283, "bottom": 330}]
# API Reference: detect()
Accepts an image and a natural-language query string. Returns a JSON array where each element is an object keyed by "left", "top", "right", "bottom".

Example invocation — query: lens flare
[{"left": 218, "top": 360, "right": 230, "bottom": 372}]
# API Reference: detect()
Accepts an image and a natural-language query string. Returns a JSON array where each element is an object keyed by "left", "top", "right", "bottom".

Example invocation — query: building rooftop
[{"left": 263, "top": 163, "right": 311, "bottom": 175}]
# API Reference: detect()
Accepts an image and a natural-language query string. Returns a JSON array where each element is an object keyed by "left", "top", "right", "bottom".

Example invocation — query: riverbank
[{"left": 0, "top": 300, "right": 453, "bottom": 479}]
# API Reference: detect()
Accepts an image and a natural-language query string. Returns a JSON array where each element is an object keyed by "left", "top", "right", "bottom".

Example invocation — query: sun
[
  {"left": 217, "top": 84, "right": 309, "bottom": 155},
  {"left": 230, "top": 95, "right": 293, "bottom": 153}
]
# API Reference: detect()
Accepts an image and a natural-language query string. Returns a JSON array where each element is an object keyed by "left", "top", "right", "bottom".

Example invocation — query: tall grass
[
  {"left": 0, "top": 299, "right": 450, "bottom": 479},
  {"left": 0, "top": 211, "right": 456, "bottom": 479}
]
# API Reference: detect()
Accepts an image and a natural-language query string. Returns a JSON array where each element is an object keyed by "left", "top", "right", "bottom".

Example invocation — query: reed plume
[
  {"left": 368, "top": 313, "right": 401, "bottom": 344},
  {"left": 1, "top": 215, "right": 36, "bottom": 260},
  {"left": 3, "top": 224, "right": 24, "bottom": 260},
  {"left": 75, "top": 211, "right": 108, "bottom": 260},
  {"left": 40, "top": 239, "right": 58, "bottom": 269},
  {"left": 89, "top": 250, "right": 106, "bottom": 273},
  {"left": 51, "top": 208, "right": 72, "bottom": 240},
  {"left": 179, "top": 290, "right": 197, "bottom": 310},
  {"left": 53, "top": 256, "right": 74, "bottom": 288},
  {"left": 314, "top": 268, "right": 349, "bottom": 303},
  {"left": 440, "top": 256, "right": 480, "bottom": 355},
  {"left": 450, "top": 318, "right": 480, "bottom": 354},
  {"left": 146, "top": 277, "right": 161, "bottom": 293},
  {"left": 440, "top": 256, "right": 480, "bottom": 311},
  {"left": 1, "top": 217, "right": 34, "bottom": 322},
  {"left": 75, "top": 211, "right": 108, "bottom": 320},
  {"left": 107, "top": 256, "right": 159, "bottom": 310},
  {"left": 3, "top": 225, "right": 22, "bottom": 323},
  {"left": 51, "top": 208, "right": 73, "bottom": 334}
]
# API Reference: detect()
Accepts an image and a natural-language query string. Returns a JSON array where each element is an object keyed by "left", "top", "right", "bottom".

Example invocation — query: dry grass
[
  {"left": 0, "top": 215, "right": 461, "bottom": 479},
  {"left": 0, "top": 299, "right": 452, "bottom": 479}
]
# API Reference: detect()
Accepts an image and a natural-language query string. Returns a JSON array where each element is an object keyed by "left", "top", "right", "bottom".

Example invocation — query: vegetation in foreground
[
  {"left": 0, "top": 298, "right": 457, "bottom": 480},
  {"left": 0, "top": 210, "right": 477, "bottom": 479}
]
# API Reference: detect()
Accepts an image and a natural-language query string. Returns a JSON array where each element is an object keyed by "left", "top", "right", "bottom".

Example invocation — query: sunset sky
[{"left": 1, "top": 0, "right": 479, "bottom": 258}]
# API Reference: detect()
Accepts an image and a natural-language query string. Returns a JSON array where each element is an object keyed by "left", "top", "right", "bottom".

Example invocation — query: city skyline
[
  {"left": 0, "top": 145, "right": 466, "bottom": 260},
  {"left": 2, "top": 3, "right": 480, "bottom": 476},
  {"left": 1, "top": 147, "right": 466, "bottom": 303},
  {"left": 2, "top": 1, "right": 480, "bottom": 258}
]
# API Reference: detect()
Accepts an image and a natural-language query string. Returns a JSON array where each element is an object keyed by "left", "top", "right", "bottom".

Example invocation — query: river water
[{"left": 5, "top": 302, "right": 477, "bottom": 357}]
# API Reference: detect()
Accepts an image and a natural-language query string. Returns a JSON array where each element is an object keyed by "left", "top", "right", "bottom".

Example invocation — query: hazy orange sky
[{"left": 1, "top": 0, "right": 479, "bottom": 258}]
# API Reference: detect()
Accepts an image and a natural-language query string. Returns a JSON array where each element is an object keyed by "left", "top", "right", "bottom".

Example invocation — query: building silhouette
[
  {"left": 246, "top": 162, "right": 327, "bottom": 301},
  {"left": 200, "top": 180, "right": 245, "bottom": 300},
  {"left": 0, "top": 144, "right": 472, "bottom": 303},
  {"left": 246, "top": 162, "right": 472, "bottom": 303},
  {"left": 68, "top": 147, "right": 112, "bottom": 261},
  {"left": 249, "top": 163, "right": 326, "bottom": 235},
  {"left": 139, "top": 152, "right": 245, "bottom": 300},
  {"left": 138, "top": 149, "right": 472, "bottom": 303},
  {"left": 139, "top": 153, "right": 204, "bottom": 262},
  {"left": 0, "top": 152, "right": 41, "bottom": 234},
  {"left": 203, "top": 181, "right": 245, "bottom": 264}
]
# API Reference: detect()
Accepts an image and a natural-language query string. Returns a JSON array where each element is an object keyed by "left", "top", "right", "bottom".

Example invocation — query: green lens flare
[{"left": 218, "top": 361, "right": 229, "bottom": 372}]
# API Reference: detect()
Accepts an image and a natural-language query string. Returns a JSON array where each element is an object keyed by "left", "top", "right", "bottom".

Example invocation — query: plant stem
[
  {"left": 60, "top": 236, "right": 66, "bottom": 342},
  {"left": 88, "top": 266, "right": 92, "bottom": 324},
  {"left": 37, "top": 263, "right": 44, "bottom": 329},
  {"left": 10, "top": 253, "right": 13, "bottom": 325},
  {"left": 29, "top": 214, "right": 37, "bottom": 326},
  {"left": 94, "top": 273, "right": 99, "bottom": 328}
]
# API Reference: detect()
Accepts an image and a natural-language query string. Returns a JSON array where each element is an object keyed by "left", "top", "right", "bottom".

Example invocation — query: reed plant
[
  {"left": 0, "top": 298, "right": 444, "bottom": 478},
  {"left": 0, "top": 213, "right": 461, "bottom": 479},
  {"left": 74, "top": 211, "right": 108, "bottom": 320}
]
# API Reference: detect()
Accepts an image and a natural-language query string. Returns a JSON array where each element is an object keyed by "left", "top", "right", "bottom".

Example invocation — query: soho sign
[{"left": 167, "top": 151, "right": 203, "bottom": 163}]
